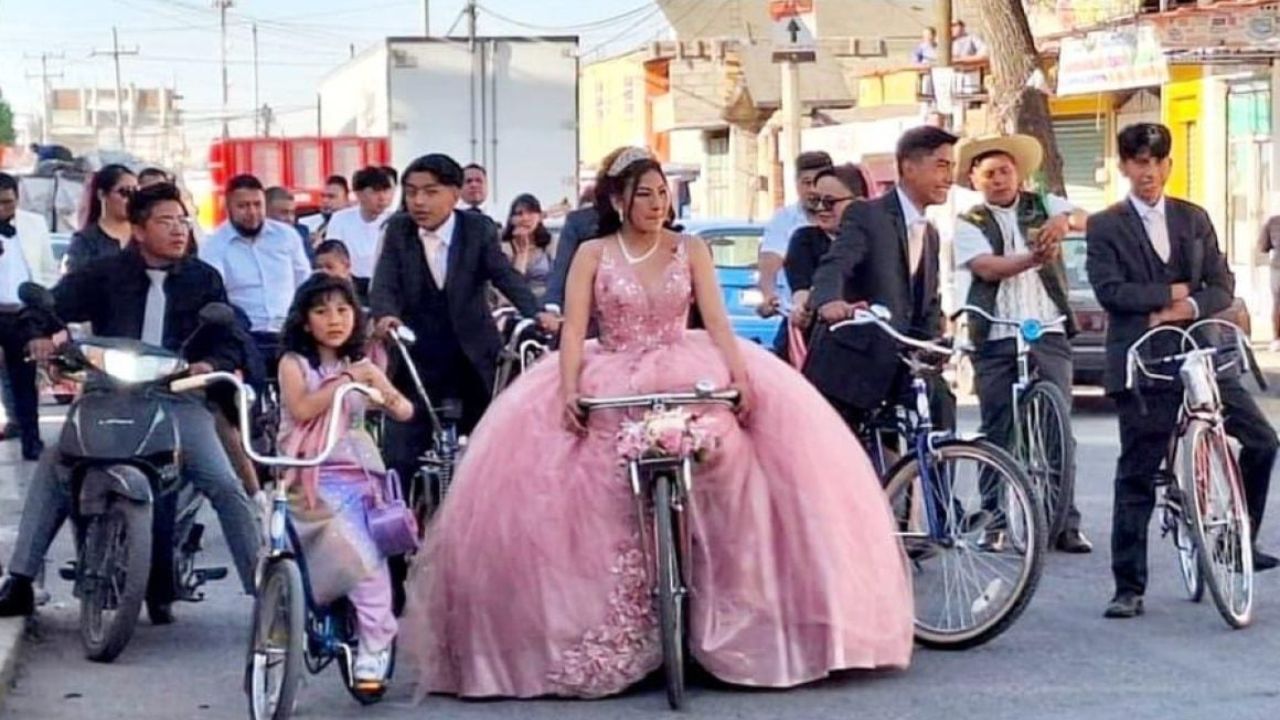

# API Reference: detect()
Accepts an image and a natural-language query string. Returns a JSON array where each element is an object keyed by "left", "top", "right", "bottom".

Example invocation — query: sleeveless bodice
[{"left": 592, "top": 238, "right": 692, "bottom": 353}]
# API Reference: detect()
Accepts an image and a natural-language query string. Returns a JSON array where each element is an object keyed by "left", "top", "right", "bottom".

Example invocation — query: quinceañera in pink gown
[{"left": 399, "top": 238, "right": 913, "bottom": 699}]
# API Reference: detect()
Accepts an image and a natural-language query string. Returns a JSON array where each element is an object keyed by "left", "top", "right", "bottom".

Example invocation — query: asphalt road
[{"left": 7, "top": 397, "right": 1280, "bottom": 720}]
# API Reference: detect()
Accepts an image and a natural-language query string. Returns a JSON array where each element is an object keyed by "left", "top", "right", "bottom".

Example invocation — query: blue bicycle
[
  {"left": 170, "top": 370, "right": 392, "bottom": 720},
  {"left": 830, "top": 306, "right": 1047, "bottom": 649}
]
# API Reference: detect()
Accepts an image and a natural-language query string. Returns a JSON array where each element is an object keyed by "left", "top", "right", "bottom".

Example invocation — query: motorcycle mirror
[
  {"left": 18, "top": 282, "right": 55, "bottom": 311},
  {"left": 197, "top": 302, "right": 237, "bottom": 328}
]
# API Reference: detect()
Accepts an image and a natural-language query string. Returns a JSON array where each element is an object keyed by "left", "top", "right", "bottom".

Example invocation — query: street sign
[{"left": 770, "top": 0, "right": 817, "bottom": 63}]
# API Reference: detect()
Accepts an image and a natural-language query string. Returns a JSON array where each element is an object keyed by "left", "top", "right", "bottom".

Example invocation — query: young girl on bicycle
[{"left": 278, "top": 273, "right": 414, "bottom": 687}]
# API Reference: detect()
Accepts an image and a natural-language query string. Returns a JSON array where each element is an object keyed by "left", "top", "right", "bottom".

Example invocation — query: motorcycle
[{"left": 20, "top": 282, "right": 241, "bottom": 662}]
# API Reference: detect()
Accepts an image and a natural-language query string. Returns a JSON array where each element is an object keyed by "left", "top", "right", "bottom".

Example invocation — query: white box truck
[{"left": 319, "top": 36, "right": 580, "bottom": 218}]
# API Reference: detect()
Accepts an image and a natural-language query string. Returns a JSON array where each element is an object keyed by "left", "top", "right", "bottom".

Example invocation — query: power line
[
  {"left": 578, "top": 4, "right": 667, "bottom": 59},
  {"left": 475, "top": 2, "right": 653, "bottom": 33}
]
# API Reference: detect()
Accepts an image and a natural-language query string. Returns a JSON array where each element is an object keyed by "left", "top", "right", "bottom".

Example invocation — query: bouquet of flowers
[{"left": 616, "top": 408, "right": 719, "bottom": 464}]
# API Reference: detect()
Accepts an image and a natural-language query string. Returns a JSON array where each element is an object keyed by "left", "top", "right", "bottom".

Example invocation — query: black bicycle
[{"left": 578, "top": 383, "right": 738, "bottom": 710}]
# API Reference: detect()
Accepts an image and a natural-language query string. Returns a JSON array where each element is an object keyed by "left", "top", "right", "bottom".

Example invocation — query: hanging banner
[
  {"left": 1152, "top": 2, "right": 1280, "bottom": 50},
  {"left": 1056, "top": 25, "right": 1170, "bottom": 97}
]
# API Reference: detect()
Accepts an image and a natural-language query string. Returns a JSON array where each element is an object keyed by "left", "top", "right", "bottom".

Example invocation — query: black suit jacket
[
  {"left": 51, "top": 248, "right": 244, "bottom": 372},
  {"left": 805, "top": 189, "right": 943, "bottom": 408},
  {"left": 371, "top": 210, "right": 538, "bottom": 390},
  {"left": 543, "top": 205, "right": 599, "bottom": 310},
  {"left": 1085, "top": 197, "right": 1233, "bottom": 395}
]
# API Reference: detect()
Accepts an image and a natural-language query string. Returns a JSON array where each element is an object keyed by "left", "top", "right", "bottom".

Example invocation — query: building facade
[{"left": 39, "top": 86, "right": 186, "bottom": 168}]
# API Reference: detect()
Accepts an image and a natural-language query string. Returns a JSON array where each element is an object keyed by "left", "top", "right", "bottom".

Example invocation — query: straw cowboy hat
[{"left": 955, "top": 133, "right": 1044, "bottom": 189}]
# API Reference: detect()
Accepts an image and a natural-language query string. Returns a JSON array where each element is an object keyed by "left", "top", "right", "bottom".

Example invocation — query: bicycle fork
[{"left": 629, "top": 459, "right": 693, "bottom": 598}]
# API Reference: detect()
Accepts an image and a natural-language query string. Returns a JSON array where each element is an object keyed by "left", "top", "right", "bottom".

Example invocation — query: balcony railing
[{"left": 916, "top": 62, "right": 988, "bottom": 103}]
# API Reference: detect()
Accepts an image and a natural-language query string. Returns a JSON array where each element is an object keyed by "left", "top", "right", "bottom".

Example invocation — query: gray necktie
[{"left": 142, "top": 269, "right": 167, "bottom": 346}]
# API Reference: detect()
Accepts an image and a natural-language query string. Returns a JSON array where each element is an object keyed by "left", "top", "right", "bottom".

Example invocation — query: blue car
[{"left": 681, "top": 220, "right": 786, "bottom": 347}]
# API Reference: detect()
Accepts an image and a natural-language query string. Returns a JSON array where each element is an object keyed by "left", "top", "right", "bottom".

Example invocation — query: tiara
[{"left": 607, "top": 146, "right": 653, "bottom": 177}]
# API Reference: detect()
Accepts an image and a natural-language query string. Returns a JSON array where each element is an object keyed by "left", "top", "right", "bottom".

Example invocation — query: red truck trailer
[{"left": 207, "top": 136, "right": 388, "bottom": 224}]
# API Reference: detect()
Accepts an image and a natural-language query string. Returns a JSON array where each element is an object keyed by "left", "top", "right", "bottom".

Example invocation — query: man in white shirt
[
  {"left": 323, "top": 166, "right": 394, "bottom": 296},
  {"left": 0, "top": 173, "right": 57, "bottom": 459},
  {"left": 756, "top": 151, "right": 833, "bottom": 317},
  {"left": 201, "top": 174, "right": 311, "bottom": 377},
  {"left": 951, "top": 20, "right": 988, "bottom": 59},
  {"left": 952, "top": 134, "right": 1091, "bottom": 554}
]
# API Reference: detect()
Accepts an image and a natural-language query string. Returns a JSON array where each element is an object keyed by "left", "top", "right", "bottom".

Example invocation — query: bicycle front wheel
[
  {"left": 1016, "top": 381, "right": 1075, "bottom": 541},
  {"left": 653, "top": 476, "right": 686, "bottom": 709},
  {"left": 884, "top": 438, "right": 1047, "bottom": 650},
  {"left": 246, "top": 559, "right": 306, "bottom": 720},
  {"left": 1184, "top": 422, "right": 1253, "bottom": 628}
]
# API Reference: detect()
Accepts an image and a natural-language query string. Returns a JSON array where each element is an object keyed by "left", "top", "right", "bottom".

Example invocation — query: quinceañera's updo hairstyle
[{"left": 592, "top": 146, "right": 669, "bottom": 238}]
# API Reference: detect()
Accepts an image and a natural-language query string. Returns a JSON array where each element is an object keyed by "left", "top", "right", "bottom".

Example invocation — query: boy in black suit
[{"left": 1086, "top": 123, "right": 1279, "bottom": 619}]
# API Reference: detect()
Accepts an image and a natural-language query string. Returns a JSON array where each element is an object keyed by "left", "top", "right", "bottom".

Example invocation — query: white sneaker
[
  {"left": 354, "top": 648, "right": 391, "bottom": 683},
  {"left": 1269, "top": 340, "right": 1280, "bottom": 353}
]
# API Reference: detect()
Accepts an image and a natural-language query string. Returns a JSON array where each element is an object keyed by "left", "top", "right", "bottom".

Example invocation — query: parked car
[
  {"left": 1061, "top": 235, "right": 1107, "bottom": 386},
  {"left": 680, "top": 220, "right": 785, "bottom": 346}
]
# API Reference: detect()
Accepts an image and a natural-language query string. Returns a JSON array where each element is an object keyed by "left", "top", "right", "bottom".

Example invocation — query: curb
[{"left": 0, "top": 617, "right": 24, "bottom": 711}]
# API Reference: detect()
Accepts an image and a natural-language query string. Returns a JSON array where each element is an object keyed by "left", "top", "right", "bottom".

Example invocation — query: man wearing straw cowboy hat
[{"left": 952, "top": 132, "right": 1092, "bottom": 555}]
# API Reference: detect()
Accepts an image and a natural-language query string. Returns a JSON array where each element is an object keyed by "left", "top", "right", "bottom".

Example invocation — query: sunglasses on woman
[
  {"left": 805, "top": 194, "right": 854, "bottom": 212},
  {"left": 112, "top": 187, "right": 137, "bottom": 199}
]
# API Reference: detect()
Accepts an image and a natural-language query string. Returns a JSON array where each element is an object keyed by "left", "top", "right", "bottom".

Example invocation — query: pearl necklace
[{"left": 616, "top": 233, "right": 661, "bottom": 265}]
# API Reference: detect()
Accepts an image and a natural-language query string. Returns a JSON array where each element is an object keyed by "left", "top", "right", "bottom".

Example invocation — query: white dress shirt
[
  {"left": 0, "top": 222, "right": 33, "bottom": 306},
  {"left": 897, "top": 186, "right": 930, "bottom": 276},
  {"left": 200, "top": 218, "right": 311, "bottom": 333},
  {"left": 953, "top": 194, "right": 1077, "bottom": 340},
  {"left": 418, "top": 210, "right": 457, "bottom": 288},
  {"left": 325, "top": 206, "right": 393, "bottom": 279},
  {"left": 1129, "top": 194, "right": 1197, "bottom": 319},
  {"left": 760, "top": 202, "right": 809, "bottom": 258}
]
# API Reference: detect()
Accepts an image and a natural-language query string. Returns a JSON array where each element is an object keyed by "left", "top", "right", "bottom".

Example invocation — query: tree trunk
[{"left": 972, "top": 0, "right": 1066, "bottom": 196}]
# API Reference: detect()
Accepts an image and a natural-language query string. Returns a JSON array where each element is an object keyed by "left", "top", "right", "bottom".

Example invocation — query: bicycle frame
[
  {"left": 952, "top": 305, "right": 1069, "bottom": 465},
  {"left": 830, "top": 306, "right": 958, "bottom": 543},
  {"left": 385, "top": 327, "right": 463, "bottom": 505}
]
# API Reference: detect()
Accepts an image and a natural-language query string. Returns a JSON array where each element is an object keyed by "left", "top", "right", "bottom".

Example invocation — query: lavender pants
[{"left": 317, "top": 471, "right": 398, "bottom": 653}]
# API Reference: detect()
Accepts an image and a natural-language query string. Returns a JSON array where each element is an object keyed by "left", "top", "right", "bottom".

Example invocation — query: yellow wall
[
  {"left": 855, "top": 69, "right": 921, "bottom": 108},
  {"left": 1162, "top": 66, "right": 1204, "bottom": 203},
  {"left": 580, "top": 52, "right": 649, "bottom": 166}
]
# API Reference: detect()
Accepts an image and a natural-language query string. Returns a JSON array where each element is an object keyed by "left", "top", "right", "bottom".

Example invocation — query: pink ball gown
[{"left": 399, "top": 237, "right": 913, "bottom": 699}]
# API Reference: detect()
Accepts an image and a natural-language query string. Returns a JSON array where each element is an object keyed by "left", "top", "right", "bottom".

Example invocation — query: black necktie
[{"left": 0, "top": 219, "right": 15, "bottom": 239}]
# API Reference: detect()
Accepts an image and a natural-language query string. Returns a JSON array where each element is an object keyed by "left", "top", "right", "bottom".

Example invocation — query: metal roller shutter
[{"left": 1053, "top": 118, "right": 1108, "bottom": 212}]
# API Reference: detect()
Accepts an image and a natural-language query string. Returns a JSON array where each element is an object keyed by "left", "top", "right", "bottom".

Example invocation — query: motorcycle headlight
[{"left": 83, "top": 344, "right": 185, "bottom": 383}]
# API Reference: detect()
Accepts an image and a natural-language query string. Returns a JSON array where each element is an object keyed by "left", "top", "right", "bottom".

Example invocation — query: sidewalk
[{"left": 0, "top": 442, "right": 31, "bottom": 710}]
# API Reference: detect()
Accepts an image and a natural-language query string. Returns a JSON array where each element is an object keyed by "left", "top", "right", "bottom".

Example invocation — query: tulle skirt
[{"left": 399, "top": 331, "right": 914, "bottom": 699}]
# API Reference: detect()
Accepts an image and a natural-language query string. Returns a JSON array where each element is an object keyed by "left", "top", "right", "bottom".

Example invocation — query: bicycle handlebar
[
  {"left": 1124, "top": 318, "right": 1265, "bottom": 391},
  {"left": 169, "top": 371, "right": 383, "bottom": 468},
  {"left": 949, "top": 304, "right": 1068, "bottom": 330},
  {"left": 828, "top": 306, "right": 955, "bottom": 358},
  {"left": 579, "top": 384, "right": 740, "bottom": 413}
]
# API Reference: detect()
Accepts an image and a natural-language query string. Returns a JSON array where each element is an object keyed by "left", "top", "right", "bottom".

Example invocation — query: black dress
[
  {"left": 771, "top": 225, "right": 833, "bottom": 359},
  {"left": 785, "top": 225, "right": 833, "bottom": 292},
  {"left": 65, "top": 223, "right": 129, "bottom": 275}
]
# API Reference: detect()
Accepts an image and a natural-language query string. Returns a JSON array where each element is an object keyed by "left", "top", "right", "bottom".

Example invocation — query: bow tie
[{"left": 0, "top": 219, "right": 15, "bottom": 239}]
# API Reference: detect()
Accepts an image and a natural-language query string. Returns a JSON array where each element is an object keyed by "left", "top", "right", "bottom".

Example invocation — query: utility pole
[
  {"left": 467, "top": 0, "right": 478, "bottom": 48},
  {"left": 91, "top": 27, "right": 139, "bottom": 149},
  {"left": 252, "top": 22, "right": 260, "bottom": 136},
  {"left": 423, "top": 0, "right": 430, "bottom": 36},
  {"left": 938, "top": 0, "right": 952, "bottom": 67},
  {"left": 24, "top": 52, "right": 64, "bottom": 145},
  {"left": 214, "top": 0, "right": 234, "bottom": 139}
]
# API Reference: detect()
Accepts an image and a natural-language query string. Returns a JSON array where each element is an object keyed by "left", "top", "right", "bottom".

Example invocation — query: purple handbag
[{"left": 365, "top": 470, "right": 420, "bottom": 557}]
